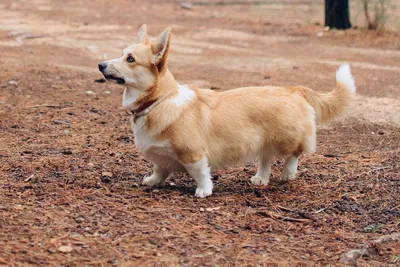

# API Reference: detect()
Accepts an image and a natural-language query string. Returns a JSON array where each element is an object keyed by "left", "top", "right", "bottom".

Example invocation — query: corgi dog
[{"left": 98, "top": 25, "right": 356, "bottom": 198}]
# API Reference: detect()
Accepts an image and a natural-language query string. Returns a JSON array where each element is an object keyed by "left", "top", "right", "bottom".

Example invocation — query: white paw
[
  {"left": 251, "top": 175, "right": 269, "bottom": 186},
  {"left": 281, "top": 171, "right": 297, "bottom": 181},
  {"left": 194, "top": 180, "right": 213, "bottom": 198},
  {"left": 142, "top": 174, "right": 164, "bottom": 186},
  {"left": 195, "top": 187, "right": 213, "bottom": 198}
]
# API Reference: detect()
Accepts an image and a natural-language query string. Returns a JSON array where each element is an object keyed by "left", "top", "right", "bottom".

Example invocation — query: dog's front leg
[
  {"left": 181, "top": 156, "right": 213, "bottom": 198},
  {"left": 142, "top": 164, "right": 170, "bottom": 186}
]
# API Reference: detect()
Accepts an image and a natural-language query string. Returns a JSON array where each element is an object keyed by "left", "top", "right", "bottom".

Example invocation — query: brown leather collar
[
  {"left": 129, "top": 93, "right": 170, "bottom": 123},
  {"left": 130, "top": 99, "right": 157, "bottom": 122}
]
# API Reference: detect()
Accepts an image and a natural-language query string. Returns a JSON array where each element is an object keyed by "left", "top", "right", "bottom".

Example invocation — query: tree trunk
[{"left": 325, "top": 0, "right": 352, "bottom": 30}]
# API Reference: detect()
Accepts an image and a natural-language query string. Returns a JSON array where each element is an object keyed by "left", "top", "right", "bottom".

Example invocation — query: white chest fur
[
  {"left": 130, "top": 116, "right": 170, "bottom": 154},
  {"left": 130, "top": 116, "right": 182, "bottom": 172}
]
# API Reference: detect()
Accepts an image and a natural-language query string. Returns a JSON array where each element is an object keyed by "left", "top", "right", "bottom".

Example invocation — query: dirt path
[{"left": 1, "top": 0, "right": 399, "bottom": 266}]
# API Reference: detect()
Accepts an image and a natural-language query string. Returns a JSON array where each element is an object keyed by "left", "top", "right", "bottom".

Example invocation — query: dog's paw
[
  {"left": 251, "top": 175, "right": 269, "bottom": 186},
  {"left": 142, "top": 175, "right": 164, "bottom": 186},
  {"left": 195, "top": 187, "right": 213, "bottom": 198},
  {"left": 281, "top": 171, "right": 297, "bottom": 181}
]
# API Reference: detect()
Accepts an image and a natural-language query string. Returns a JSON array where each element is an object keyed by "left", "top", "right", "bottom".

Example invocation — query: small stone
[
  {"left": 58, "top": 245, "right": 73, "bottom": 253},
  {"left": 85, "top": 90, "right": 96, "bottom": 95},
  {"left": 104, "top": 91, "right": 111, "bottom": 94},
  {"left": 88, "top": 163, "right": 95, "bottom": 167},
  {"left": 340, "top": 249, "right": 367, "bottom": 264},
  {"left": 180, "top": 2, "right": 192, "bottom": 9},
  {"left": 317, "top": 31, "right": 324, "bottom": 38},
  {"left": 199, "top": 207, "right": 205, "bottom": 212},
  {"left": 74, "top": 216, "right": 85, "bottom": 223},
  {"left": 8, "top": 79, "right": 18, "bottom": 85}
]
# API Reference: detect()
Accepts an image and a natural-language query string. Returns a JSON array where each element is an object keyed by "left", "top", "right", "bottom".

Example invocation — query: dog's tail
[{"left": 298, "top": 64, "right": 356, "bottom": 123}]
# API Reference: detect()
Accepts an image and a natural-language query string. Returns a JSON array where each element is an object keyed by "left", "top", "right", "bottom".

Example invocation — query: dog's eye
[{"left": 127, "top": 55, "right": 135, "bottom": 63}]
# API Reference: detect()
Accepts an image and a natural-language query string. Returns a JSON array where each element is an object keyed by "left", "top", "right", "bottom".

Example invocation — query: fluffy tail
[{"left": 298, "top": 64, "right": 356, "bottom": 122}]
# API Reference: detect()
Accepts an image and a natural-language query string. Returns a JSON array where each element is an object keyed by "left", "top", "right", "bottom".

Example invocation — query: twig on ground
[
  {"left": 29, "top": 104, "right": 67, "bottom": 109},
  {"left": 256, "top": 211, "right": 312, "bottom": 223},
  {"left": 315, "top": 208, "right": 327, "bottom": 214},
  {"left": 53, "top": 120, "right": 70, "bottom": 125},
  {"left": 263, "top": 195, "right": 280, "bottom": 212},
  {"left": 277, "top": 205, "right": 316, "bottom": 221},
  {"left": 276, "top": 205, "right": 293, "bottom": 212}
]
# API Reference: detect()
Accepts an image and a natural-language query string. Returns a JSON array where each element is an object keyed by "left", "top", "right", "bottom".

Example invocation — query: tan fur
[
  {"left": 99, "top": 25, "right": 356, "bottom": 197},
  {"left": 293, "top": 84, "right": 354, "bottom": 122},
  {"left": 162, "top": 86, "right": 317, "bottom": 165}
]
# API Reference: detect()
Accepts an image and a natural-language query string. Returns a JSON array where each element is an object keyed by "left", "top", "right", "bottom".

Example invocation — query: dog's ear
[
  {"left": 151, "top": 27, "right": 171, "bottom": 72},
  {"left": 137, "top": 24, "right": 148, "bottom": 44}
]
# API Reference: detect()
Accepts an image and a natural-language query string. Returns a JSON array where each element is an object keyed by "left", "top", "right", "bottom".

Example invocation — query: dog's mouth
[{"left": 104, "top": 75, "right": 126, "bottom": 85}]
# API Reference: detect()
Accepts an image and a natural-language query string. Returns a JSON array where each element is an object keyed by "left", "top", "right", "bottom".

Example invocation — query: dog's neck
[{"left": 122, "top": 69, "right": 178, "bottom": 110}]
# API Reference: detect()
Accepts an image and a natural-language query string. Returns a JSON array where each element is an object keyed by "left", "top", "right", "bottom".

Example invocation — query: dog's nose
[{"left": 98, "top": 63, "right": 107, "bottom": 72}]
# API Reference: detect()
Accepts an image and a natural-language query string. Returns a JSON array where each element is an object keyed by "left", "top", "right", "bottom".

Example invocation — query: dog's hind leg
[
  {"left": 182, "top": 156, "right": 213, "bottom": 198},
  {"left": 251, "top": 153, "right": 274, "bottom": 185},
  {"left": 281, "top": 118, "right": 315, "bottom": 181},
  {"left": 142, "top": 164, "right": 170, "bottom": 186},
  {"left": 281, "top": 154, "right": 299, "bottom": 181}
]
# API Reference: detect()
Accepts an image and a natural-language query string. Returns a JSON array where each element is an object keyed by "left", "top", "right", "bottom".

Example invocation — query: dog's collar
[{"left": 129, "top": 93, "right": 170, "bottom": 122}]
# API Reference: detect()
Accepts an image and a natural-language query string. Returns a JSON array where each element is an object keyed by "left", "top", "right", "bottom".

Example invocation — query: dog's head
[{"left": 98, "top": 25, "right": 171, "bottom": 91}]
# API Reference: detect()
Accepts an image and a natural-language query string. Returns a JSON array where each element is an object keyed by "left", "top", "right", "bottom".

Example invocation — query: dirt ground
[{"left": 1, "top": 0, "right": 399, "bottom": 266}]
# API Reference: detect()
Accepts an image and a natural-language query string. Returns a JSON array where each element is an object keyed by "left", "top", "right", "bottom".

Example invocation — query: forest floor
[{"left": 1, "top": 0, "right": 399, "bottom": 266}]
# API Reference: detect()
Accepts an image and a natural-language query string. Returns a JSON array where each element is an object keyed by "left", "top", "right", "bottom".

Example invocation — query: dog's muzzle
[
  {"left": 98, "top": 63, "right": 126, "bottom": 85},
  {"left": 103, "top": 75, "right": 125, "bottom": 85}
]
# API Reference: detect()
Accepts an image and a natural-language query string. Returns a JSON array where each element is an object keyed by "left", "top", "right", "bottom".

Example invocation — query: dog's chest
[{"left": 130, "top": 116, "right": 177, "bottom": 163}]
